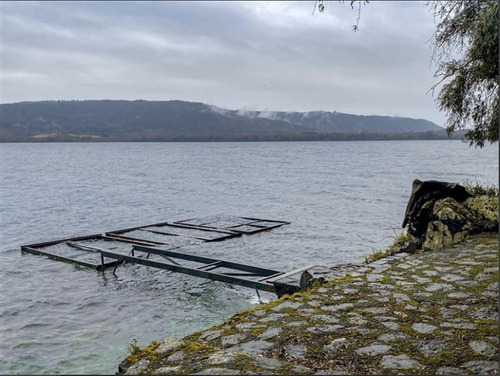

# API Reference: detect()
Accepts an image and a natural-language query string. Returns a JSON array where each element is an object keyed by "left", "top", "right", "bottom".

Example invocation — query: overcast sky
[{"left": 1, "top": 1, "right": 448, "bottom": 125}]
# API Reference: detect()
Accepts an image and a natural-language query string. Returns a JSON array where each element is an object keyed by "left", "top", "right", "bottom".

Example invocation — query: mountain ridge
[{"left": 0, "top": 99, "right": 444, "bottom": 142}]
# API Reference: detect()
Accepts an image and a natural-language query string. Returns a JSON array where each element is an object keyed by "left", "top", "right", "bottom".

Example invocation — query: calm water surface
[{"left": 0, "top": 141, "right": 497, "bottom": 374}]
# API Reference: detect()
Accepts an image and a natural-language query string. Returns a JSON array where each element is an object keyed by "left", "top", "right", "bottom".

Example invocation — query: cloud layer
[{"left": 1, "top": 1, "right": 446, "bottom": 124}]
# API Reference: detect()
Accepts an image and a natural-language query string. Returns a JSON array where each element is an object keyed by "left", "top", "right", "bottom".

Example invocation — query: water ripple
[{"left": 1, "top": 141, "right": 497, "bottom": 374}]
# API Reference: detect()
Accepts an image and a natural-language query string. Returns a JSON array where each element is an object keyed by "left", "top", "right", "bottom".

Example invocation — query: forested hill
[{"left": 1, "top": 100, "right": 444, "bottom": 142}]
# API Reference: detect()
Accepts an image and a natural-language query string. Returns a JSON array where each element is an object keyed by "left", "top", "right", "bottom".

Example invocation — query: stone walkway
[{"left": 121, "top": 233, "right": 498, "bottom": 375}]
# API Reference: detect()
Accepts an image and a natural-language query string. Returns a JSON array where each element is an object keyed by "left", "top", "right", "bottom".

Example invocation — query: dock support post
[
  {"left": 255, "top": 288, "right": 263, "bottom": 304},
  {"left": 100, "top": 253, "right": 105, "bottom": 272}
]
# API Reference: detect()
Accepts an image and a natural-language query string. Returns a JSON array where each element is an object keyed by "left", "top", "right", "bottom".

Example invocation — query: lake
[{"left": 0, "top": 140, "right": 497, "bottom": 374}]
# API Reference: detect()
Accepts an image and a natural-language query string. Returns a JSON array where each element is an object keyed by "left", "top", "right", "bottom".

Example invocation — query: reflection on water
[{"left": 1, "top": 141, "right": 497, "bottom": 374}]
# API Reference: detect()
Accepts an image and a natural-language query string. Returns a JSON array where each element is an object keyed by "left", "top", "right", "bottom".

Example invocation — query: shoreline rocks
[{"left": 118, "top": 189, "right": 498, "bottom": 375}]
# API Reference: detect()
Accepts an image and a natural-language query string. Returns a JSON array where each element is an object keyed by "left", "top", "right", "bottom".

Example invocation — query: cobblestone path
[{"left": 123, "top": 234, "right": 498, "bottom": 375}]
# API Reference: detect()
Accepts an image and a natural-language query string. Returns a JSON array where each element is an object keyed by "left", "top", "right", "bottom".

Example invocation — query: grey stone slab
[
  {"left": 483, "top": 290, "right": 498, "bottom": 298},
  {"left": 291, "top": 365, "right": 312, "bottom": 373},
  {"left": 413, "top": 276, "right": 432, "bottom": 283},
  {"left": 405, "top": 258, "right": 424, "bottom": 266},
  {"left": 251, "top": 310, "right": 267, "bottom": 317},
  {"left": 441, "top": 322, "right": 476, "bottom": 330},
  {"left": 271, "top": 300, "right": 303, "bottom": 311},
  {"left": 153, "top": 366, "right": 181, "bottom": 375},
  {"left": 355, "top": 343, "right": 391, "bottom": 356},
  {"left": 299, "top": 308, "right": 318, "bottom": 315},
  {"left": 259, "top": 313, "right": 286, "bottom": 323},
  {"left": 413, "top": 292, "right": 433, "bottom": 298},
  {"left": 455, "top": 280, "right": 480, "bottom": 287},
  {"left": 381, "top": 354, "right": 423, "bottom": 369},
  {"left": 487, "top": 282, "right": 497, "bottom": 290},
  {"left": 381, "top": 321, "right": 399, "bottom": 330},
  {"left": 362, "top": 307, "right": 388, "bottom": 314},
  {"left": 227, "top": 340, "right": 273, "bottom": 357},
  {"left": 125, "top": 359, "right": 150, "bottom": 375},
  {"left": 378, "top": 332, "right": 408, "bottom": 342},
  {"left": 343, "top": 288, "right": 359, "bottom": 294},
  {"left": 157, "top": 338, "right": 182, "bottom": 354},
  {"left": 417, "top": 339, "right": 451, "bottom": 355},
  {"left": 306, "top": 325, "right": 344, "bottom": 334},
  {"left": 483, "top": 267, "right": 498, "bottom": 274},
  {"left": 397, "top": 263, "right": 413, "bottom": 269},
  {"left": 222, "top": 334, "right": 246, "bottom": 347},
  {"left": 435, "top": 366, "right": 466, "bottom": 375},
  {"left": 324, "top": 338, "right": 347, "bottom": 353},
  {"left": 440, "top": 308, "right": 457, "bottom": 319},
  {"left": 368, "top": 284, "right": 394, "bottom": 292},
  {"left": 422, "top": 270, "right": 439, "bottom": 276},
  {"left": 199, "top": 329, "right": 223, "bottom": 341},
  {"left": 469, "top": 307, "right": 499, "bottom": 321},
  {"left": 486, "top": 282, "right": 498, "bottom": 291},
  {"left": 435, "top": 267, "right": 454, "bottom": 272},
  {"left": 235, "top": 322, "right": 259, "bottom": 330},
  {"left": 373, "top": 316, "right": 397, "bottom": 321},
  {"left": 321, "top": 303, "right": 353, "bottom": 312},
  {"left": 412, "top": 323, "right": 437, "bottom": 334},
  {"left": 285, "top": 343, "right": 307, "bottom": 358},
  {"left": 194, "top": 368, "right": 240, "bottom": 375},
  {"left": 393, "top": 293, "right": 410, "bottom": 302},
  {"left": 456, "top": 260, "right": 482, "bottom": 265},
  {"left": 369, "top": 260, "right": 389, "bottom": 266},
  {"left": 167, "top": 350, "right": 185, "bottom": 362},
  {"left": 425, "top": 283, "right": 454, "bottom": 292},
  {"left": 350, "top": 328, "right": 373, "bottom": 335},
  {"left": 287, "top": 321, "right": 305, "bottom": 327},
  {"left": 314, "top": 315, "right": 340, "bottom": 324},
  {"left": 208, "top": 351, "right": 235, "bottom": 365},
  {"left": 474, "top": 272, "right": 492, "bottom": 282},
  {"left": 448, "top": 292, "right": 470, "bottom": 299},
  {"left": 463, "top": 361, "right": 499, "bottom": 374},
  {"left": 259, "top": 327, "right": 282, "bottom": 341},
  {"left": 469, "top": 340, "right": 498, "bottom": 356},
  {"left": 441, "top": 273, "right": 464, "bottom": 282},
  {"left": 347, "top": 313, "right": 367, "bottom": 325},
  {"left": 254, "top": 357, "right": 285, "bottom": 369},
  {"left": 366, "top": 273, "right": 384, "bottom": 282}
]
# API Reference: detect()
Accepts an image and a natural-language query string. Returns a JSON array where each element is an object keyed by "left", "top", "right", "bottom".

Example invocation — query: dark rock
[
  {"left": 118, "top": 359, "right": 130, "bottom": 374},
  {"left": 402, "top": 179, "right": 471, "bottom": 237}
]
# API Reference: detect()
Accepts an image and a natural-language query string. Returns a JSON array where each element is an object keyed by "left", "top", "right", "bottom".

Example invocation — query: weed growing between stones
[{"left": 462, "top": 181, "right": 499, "bottom": 197}]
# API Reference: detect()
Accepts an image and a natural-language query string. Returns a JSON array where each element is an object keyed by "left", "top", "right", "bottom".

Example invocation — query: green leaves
[{"left": 431, "top": 0, "right": 499, "bottom": 147}]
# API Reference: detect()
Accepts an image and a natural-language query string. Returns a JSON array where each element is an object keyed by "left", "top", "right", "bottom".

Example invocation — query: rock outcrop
[
  {"left": 421, "top": 195, "right": 498, "bottom": 251},
  {"left": 401, "top": 179, "right": 497, "bottom": 252}
]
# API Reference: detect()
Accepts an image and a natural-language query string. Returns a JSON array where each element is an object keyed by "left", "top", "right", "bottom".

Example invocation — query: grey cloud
[{"left": 1, "top": 1, "right": 446, "bottom": 125}]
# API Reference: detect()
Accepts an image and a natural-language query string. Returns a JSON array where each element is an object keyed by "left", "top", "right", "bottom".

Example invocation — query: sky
[{"left": 1, "top": 1, "right": 448, "bottom": 125}]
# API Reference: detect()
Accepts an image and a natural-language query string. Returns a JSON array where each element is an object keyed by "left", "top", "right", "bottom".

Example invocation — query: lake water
[{"left": 0, "top": 141, "right": 497, "bottom": 374}]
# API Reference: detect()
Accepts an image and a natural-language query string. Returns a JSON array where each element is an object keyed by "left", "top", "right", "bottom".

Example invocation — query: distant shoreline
[{"left": 1, "top": 130, "right": 464, "bottom": 143}]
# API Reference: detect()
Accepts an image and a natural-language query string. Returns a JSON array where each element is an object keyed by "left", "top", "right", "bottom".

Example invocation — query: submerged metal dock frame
[{"left": 21, "top": 215, "right": 330, "bottom": 296}]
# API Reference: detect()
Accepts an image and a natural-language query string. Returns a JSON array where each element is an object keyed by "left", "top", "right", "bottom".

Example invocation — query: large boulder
[
  {"left": 403, "top": 179, "right": 471, "bottom": 238},
  {"left": 401, "top": 179, "right": 498, "bottom": 251},
  {"left": 422, "top": 195, "right": 498, "bottom": 251}
]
